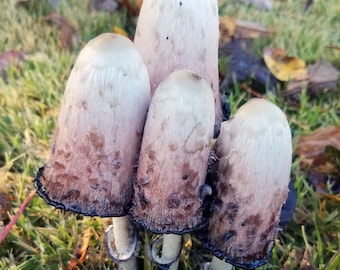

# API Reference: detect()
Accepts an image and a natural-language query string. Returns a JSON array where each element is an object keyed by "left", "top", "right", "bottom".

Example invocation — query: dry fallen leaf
[
  {"left": 300, "top": 247, "right": 317, "bottom": 270},
  {"left": 235, "top": 19, "right": 273, "bottom": 39},
  {"left": 296, "top": 126, "right": 340, "bottom": 174},
  {"left": 296, "top": 126, "right": 340, "bottom": 195},
  {"left": 68, "top": 227, "right": 92, "bottom": 270},
  {"left": 307, "top": 59, "right": 339, "bottom": 95},
  {"left": 263, "top": 47, "right": 309, "bottom": 82},
  {"left": 281, "top": 59, "right": 339, "bottom": 99},
  {"left": 43, "top": 13, "right": 79, "bottom": 51},
  {"left": 219, "top": 16, "right": 272, "bottom": 44},
  {"left": 300, "top": 226, "right": 317, "bottom": 270}
]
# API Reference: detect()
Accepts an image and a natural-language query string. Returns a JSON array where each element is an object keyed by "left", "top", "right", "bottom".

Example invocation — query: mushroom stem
[
  {"left": 105, "top": 216, "right": 138, "bottom": 270},
  {"left": 150, "top": 234, "right": 182, "bottom": 270},
  {"left": 209, "top": 257, "right": 233, "bottom": 270},
  {"left": 162, "top": 234, "right": 182, "bottom": 270}
]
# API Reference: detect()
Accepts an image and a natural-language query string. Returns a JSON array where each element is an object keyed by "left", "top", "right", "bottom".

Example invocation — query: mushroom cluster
[{"left": 34, "top": 1, "right": 294, "bottom": 270}]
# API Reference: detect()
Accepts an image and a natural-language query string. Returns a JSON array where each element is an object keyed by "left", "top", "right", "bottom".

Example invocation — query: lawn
[{"left": 0, "top": 0, "right": 339, "bottom": 269}]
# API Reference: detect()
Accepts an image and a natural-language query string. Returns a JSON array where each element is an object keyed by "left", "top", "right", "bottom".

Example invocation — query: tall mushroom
[
  {"left": 34, "top": 33, "right": 150, "bottom": 268},
  {"left": 130, "top": 70, "right": 215, "bottom": 269},
  {"left": 200, "top": 98, "right": 292, "bottom": 269},
  {"left": 134, "top": 0, "right": 223, "bottom": 131}
]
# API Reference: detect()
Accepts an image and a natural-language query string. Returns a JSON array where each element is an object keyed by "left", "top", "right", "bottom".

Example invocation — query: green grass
[{"left": 0, "top": 0, "right": 339, "bottom": 269}]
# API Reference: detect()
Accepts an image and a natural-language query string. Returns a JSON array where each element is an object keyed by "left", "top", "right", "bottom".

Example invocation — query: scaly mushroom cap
[
  {"left": 131, "top": 70, "right": 215, "bottom": 234},
  {"left": 134, "top": 0, "right": 222, "bottom": 125},
  {"left": 202, "top": 98, "right": 292, "bottom": 269},
  {"left": 34, "top": 33, "right": 150, "bottom": 217}
]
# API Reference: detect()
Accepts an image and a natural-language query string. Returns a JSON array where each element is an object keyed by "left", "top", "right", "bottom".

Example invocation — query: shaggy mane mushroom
[
  {"left": 34, "top": 33, "right": 151, "bottom": 269},
  {"left": 200, "top": 98, "right": 292, "bottom": 269}
]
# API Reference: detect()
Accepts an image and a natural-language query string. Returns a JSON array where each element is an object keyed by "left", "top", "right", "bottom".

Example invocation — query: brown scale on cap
[
  {"left": 34, "top": 33, "right": 150, "bottom": 217},
  {"left": 130, "top": 70, "right": 215, "bottom": 234},
  {"left": 201, "top": 98, "right": 292, "bottom": 269}
]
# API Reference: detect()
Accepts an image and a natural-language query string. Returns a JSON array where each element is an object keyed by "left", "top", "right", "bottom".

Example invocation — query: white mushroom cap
[
  {"left": 35, "top": 33, "right": 151, "bottom": 217},
  {"left": 131, "top": 69, "right": 215, "bottom": 233},
  {"left": 202, "top": 98, "right": 292, "bottom": 268},
  {"left": 134, "top": 0, "right": 222, "bottom": 125}
]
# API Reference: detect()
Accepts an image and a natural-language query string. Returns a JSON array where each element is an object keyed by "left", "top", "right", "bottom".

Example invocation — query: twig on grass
[{"left": 0, "top": 189, "right": 36, "bottom": 245}]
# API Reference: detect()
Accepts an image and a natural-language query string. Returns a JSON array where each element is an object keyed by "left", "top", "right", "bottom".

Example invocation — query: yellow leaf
[
  {"left": 263, "top": 47, "right": 309, "bottom": 81},
  {"left": 112, "top": 26, "right": 129, "bottom": 38},
  {"left": 219, "top": 16, "right": 236, "bottom": 44}
]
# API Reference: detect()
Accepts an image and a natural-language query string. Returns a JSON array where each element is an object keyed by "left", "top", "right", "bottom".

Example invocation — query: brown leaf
[
  {"left": 296, "top": 126, "right": 340, "bottom": 174},
  {"left": 281, "top": 248, "right": 304, "bottom": 270},
  {"left": 263, "top": 47, "right": 309, "bottom": 81},
  {"left": 307, "top": 59, "right": 339, "bottom": 95},
  {"left": 234, "top": 19, "right": 273, "bottom": 39},
  {"left": 68, "top": 227, "right": 92, "bottom": 270},
  {"left": 300, "top": 248, "right": 317, "bottom": 270},
  {"left": 219, "top": 17, "right": 272, "bottom": 44},
  {"left": 299, "top": 226, "right": 317, "bottom": 270},
  {"left": 43, "top": 13, "right": 78, "bottom": 51}
]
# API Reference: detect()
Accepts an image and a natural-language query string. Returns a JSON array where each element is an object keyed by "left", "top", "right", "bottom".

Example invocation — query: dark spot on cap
[
  {"left": 148, "top": 150, "right": 156, "bottom": 160},
  {"left": 53, "top": 161, "right": 65, "bottom": 171},
  {"left": 192, "top": 73, "right": 201, "bottom": 80},
  {"left": 89, "top": 179, "right": 100, "bottom": 189},
  {"left": 140, "top": 177, "right": 150, "bottom": 186},
  {"left": 223, "top": 230, "right": 236, "bottom": 242},
  {"left": 136, "top": 130, "right": 142, "bottom": 138},
  {"left": 243, "top": 214, "right": 261, "bottom": 227},
  {"left": 226, "top": 202, "right": 239, "bottom": 224},
  {"left": 80, "top": 100, "right": 87, "bottom": 110},
  {"left": 168, "top": 193, "right": 180, "bottom": 209},
  {"left": 213, "top": 198, "right": 223, "bottom": 213},
  {"left": 61, "top": 190, "right": 80, "bottom": 201},
  {"left": 182, "top": 174, "right": 189, "bottom": 180},
  {"left": 168, "top": 144, "right": 177, "bottom": 151},
  {"left": 112, "top": 158, "right": 121, "bottom": 169},
  {"left": 146, "top": 165, "right": 154, "bottom": 174},
  {"left": 87, "top": 130, "right": 104, "bottom": 149}
]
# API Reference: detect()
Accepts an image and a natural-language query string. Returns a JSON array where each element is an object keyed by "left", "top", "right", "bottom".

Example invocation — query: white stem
[
  {"left": 118, "top": 258, "right": 137, "bottom": 270},
  {"left": 105, "top": 216, "right": 137, "bottom": 270},
  {"left": 162, "top": 234, "right": 182, "bottom": 270},
  {"left": 209, "top": 256, "right": 233, "bottom": 270}
]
